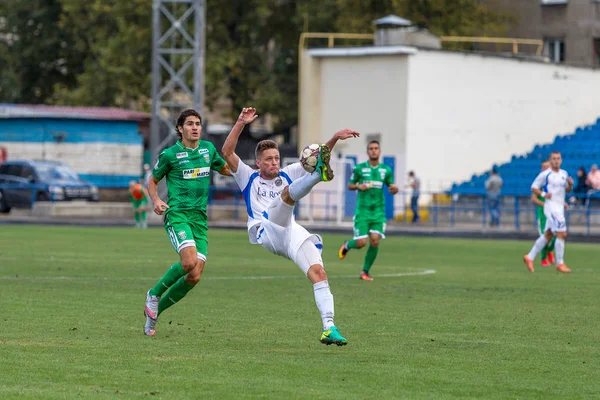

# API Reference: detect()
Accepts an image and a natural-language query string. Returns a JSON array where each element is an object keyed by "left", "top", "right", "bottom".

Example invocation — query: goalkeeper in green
[{"left": 338, "top": 141, "right": 398, "bottom": 280}]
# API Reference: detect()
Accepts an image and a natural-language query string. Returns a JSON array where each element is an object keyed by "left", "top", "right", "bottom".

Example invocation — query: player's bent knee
[
  {"left": 307, "top": 264, "right": 327, "bottom": 282},
  {"left": 370, "top": 239, "right": 380, "bottom": 247},
  {"left": 180, "top": 256, "right": 197, "bottom": 272},
  {"left": 185, "top": 271, "right": 201, "bottom": 285},
  {"left": 356, "top": 239, "right": 367, "bottom": 248}
]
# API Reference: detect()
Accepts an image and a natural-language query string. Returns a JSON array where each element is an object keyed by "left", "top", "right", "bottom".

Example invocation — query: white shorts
[
  {"left": 256, "top": 220, "right": 323, "bottom": 275},
  {"left": 544, "top": 210, "right": 567, "bottom": 233}
]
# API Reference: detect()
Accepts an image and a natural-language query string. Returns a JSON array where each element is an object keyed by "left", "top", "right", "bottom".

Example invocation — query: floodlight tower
[{"left": 151, "top": 0, "right": 205, "bottom": 163}]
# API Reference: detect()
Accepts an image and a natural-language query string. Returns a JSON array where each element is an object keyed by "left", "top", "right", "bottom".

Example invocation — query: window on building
[
  {"left": 594, "top": 39, "right": 600, "bottom": 66},
  {"left": 544, "top": 38, "right": 565, "bottom": 63}
]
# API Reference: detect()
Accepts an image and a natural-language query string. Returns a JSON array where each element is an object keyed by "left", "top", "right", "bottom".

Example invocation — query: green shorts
[
  {"left": 131, "top": 197, "right": 148, "bottom": 211},
  {"left": 164, "top": 210, "right": 209, "bottom": 261},
  {"left": 353, "top": 217, "right": 386, "bottom": 240}
]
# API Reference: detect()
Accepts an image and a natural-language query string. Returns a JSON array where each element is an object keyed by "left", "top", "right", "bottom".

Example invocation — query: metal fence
[{"left": 3, "top": 183, "right": 599, "bottom": 235}]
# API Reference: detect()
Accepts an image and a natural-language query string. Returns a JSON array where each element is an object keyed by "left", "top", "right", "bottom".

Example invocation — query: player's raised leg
[{"left": 315, "top": 144, "right": 334, "bottom": 182}]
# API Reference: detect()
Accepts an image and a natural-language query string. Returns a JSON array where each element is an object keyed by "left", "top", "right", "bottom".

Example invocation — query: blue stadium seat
[{"left": 450, "top": 119, "right": 600, "bottom": 195}]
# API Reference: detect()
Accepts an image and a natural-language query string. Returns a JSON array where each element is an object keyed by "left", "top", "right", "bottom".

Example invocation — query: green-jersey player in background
[
  {"left": 338, "top": 140, "right": 399, "bottom": 280},
  {"left": 143, "top": 109, "right": 231, "bottom": 336},
  {"left": 530, "top": 160, "right": 556, "bottom": 267}
]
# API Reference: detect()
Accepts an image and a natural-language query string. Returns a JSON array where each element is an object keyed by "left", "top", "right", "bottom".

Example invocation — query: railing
[
  {"left": 207, "top": 188, "right": 600, "bottom": 235},
  {"left": 4, "top": 182, "right": 598, "bottom": 235},
  {"left": 299, "top": 32, "right": 374, "bottom": 50},
  {"left": 393, "top": 190, "right": 600, "bottom": 234},
  {"left": 440, "top": 36, "right": 544, "bottom": 56}
]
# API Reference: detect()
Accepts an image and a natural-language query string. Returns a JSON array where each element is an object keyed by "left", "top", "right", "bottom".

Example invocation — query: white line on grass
[{"left": 0, "top": 269, "right": 436, "bottom": 282}]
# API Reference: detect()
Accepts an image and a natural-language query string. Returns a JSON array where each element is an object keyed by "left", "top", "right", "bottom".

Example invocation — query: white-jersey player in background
[
  {"left": 523, "top": 151, "right": 573, "bottom": 273},
  {"left": 222, "top": 107, "right": 359, "bottom": 346}
]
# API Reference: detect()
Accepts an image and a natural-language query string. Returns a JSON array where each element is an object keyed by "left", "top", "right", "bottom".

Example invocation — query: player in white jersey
[
  {"left": 523, "top": 151, "right": 573, "bottom": 273},
  {"left": 222, "top": 107, "right": 359, "bottom": 346}
]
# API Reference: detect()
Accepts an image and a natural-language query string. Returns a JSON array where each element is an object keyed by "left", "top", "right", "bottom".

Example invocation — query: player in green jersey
[
  {"left": 530, "top": 160, "right": 556, "bottom": 267},
  {"left": 143, "top": 109, "right": 231, "bottom": 336},
  {"left": 338, "top": 140, "right": 399, "bottom": 280}
]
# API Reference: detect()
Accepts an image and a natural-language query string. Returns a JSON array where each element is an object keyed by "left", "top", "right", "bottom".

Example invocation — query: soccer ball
[{"left": 300, "top": 144, "right": 320, "bottom": 173}]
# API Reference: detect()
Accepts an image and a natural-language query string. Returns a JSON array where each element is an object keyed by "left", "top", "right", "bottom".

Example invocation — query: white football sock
[
  {"left": 313, "top": 280, "right": 335, "bottom": 331},
  {"left": 289, "top": 172, "right": 321, "bottom": 201},
  {"left": 527, "top": 235, "right": 549, "bottom": 261},
  {"left": 555, "top": 238, "right": 565, "bottom": 265}
]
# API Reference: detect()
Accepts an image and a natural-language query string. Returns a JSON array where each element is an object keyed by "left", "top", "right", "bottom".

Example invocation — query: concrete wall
[
  {"left": 0, "top": 118, "right": 143, "bottom": 187},
  {"left": 300, "top": 46, "right": 600, "bottom": 199},
  {"left": 299, "top": 48, "right": 412, "bottom": 195},
  {"left": 406, "top": 50, "right": 600, "bottom": 191}
]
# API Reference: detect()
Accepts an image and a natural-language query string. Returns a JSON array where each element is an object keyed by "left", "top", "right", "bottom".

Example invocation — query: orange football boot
[{"left": 523, "top": 255, "right": 534, "bottom": 273}]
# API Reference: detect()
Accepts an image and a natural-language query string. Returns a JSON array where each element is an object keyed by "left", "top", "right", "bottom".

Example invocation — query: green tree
[
  {"left": 332, "top": 0, "right": 516, "bottom": 37},
  {"left": 51, "top": 0, "right": 152, "bottom": 109},
  {"left": 0, "top": 0, "right": 81, "bottom": 104},
  {"left": 1, "top": 0, "right": 515, "bottom": 133}
]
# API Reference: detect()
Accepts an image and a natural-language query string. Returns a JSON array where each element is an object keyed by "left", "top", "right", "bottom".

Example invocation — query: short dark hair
[
  {"left": 255, "top": 140, "right": 278, "bottom": 159},
  {"left": 175, "top": 109, "right": 202, "bottom": 140},
  {"left": 408, "top": 171, "right": 414, "bottom": 176},
  {"left": 550, "top": 151, "right": 561, "bottom": 157},
  {"left": 367, "top": 140, "right": 380, "bottom": 150}
]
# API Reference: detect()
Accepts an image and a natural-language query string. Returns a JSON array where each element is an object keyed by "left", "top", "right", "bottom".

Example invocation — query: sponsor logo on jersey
[
  {"left": 183, "top": 167, "right": 210, "bottom": 179},
  {"left": 179, "top": 160, "right": 190, "bottom": 165},
  {"left": 371, "top": 181, "right": 384, "bottom": 189},
  {"left": 362, "top": 168, "right": 371, "bottom": 173},
  {"left": 176, "top": 152, "right": 188, "bottom": 159},
  {"left": 198, "top": 148, "right": 209, "bottom": 154}
]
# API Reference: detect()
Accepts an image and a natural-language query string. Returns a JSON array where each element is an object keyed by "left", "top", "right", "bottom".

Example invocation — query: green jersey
[
  {"left": 536, "top": 194, "right": 546, "bottom": 220},
  {"left": 350, "top": 161, "right": 394, "bottom": 221},
  {"left": 152, "top": 140, "right": 225, "bottom": 216}
]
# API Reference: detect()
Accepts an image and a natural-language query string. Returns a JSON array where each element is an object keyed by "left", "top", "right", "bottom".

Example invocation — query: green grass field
[{"left": 0, "top": 225, "right": 599, "bottom": 399}]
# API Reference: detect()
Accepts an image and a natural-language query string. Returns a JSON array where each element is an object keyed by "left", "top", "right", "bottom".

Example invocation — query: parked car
[{"left": 0, "top": 160, "right": 99, "bottom": 213}]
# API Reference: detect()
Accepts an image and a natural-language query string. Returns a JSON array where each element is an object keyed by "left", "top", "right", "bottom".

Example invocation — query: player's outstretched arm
[
  {"left": 222, "top": 107, "right": 259, "bottom": 173},
  {"left": 217, "top": 163, "right": 232, "bottom": 176},
  {"left": 325, "top": 128, "right": 360, "bottom": 151},
  {"left": 147, "top": 176, "right": 169, "bottom": 215}
]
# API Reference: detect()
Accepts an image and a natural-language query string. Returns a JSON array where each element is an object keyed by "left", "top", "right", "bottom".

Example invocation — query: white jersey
[
  {"left": 231, "top": 159, "right": 308, "bottom": 243},
  {"left": 531, "top": 168, "right": 569, "bottom": 214}
]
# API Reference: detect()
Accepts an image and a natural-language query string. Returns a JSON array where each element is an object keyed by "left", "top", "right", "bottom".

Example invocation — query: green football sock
[
  {"left": 541, "top": 236, "right": 557, "bottom": 260},
  {"left": 134, "top": 212, "right": 141, "bottom": 224},
  {"left": 541, "top": 245, "right": 548, "bottom": 261},
  {"left": 157, "top": 276, "right": 195, "bottom": 316},
  {"left": 347, "top": 239, "right": 359, "bottom": 249},
  {"left": 141, "top": 211, "right": 147, "bottom": 223},
  {"left": 362, "top": 245, "right": 379, "bottom": 274},
  {"left": 547, "top": 236, "right": 556, "bottom": 252},
  {"left": 149, "top": 262, "right": 186, "bottom": 297}
]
